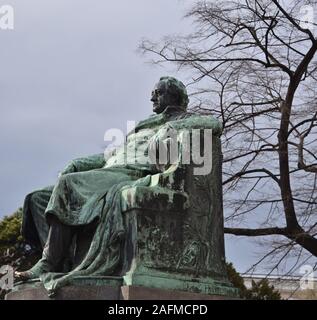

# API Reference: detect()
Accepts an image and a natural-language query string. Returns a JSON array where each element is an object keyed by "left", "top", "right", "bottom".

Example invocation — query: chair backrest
[{"left": 180, "top": 132, "right": 227, "bottom": 278}]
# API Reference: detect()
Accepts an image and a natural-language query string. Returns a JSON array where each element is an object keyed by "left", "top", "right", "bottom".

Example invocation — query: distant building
[{"left": 242, "top": 274, "right": 317, "bottom": 300}]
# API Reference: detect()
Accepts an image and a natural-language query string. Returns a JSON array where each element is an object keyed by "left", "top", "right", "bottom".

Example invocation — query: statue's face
[{"left": 151, "top": 81, "right": 173, "bottom": 114}]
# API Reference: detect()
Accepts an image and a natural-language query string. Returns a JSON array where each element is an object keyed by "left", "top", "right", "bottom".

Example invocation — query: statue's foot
[
  {"left": 14, "top": 270, "right": 36, "bottom": 282},
  {"left": 14, "top": 258, "right": 52, "bottom": 282}
]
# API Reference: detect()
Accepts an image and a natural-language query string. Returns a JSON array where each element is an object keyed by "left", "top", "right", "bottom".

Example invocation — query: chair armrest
[{"left": 120, "top": 185, "right": 189, "bottom": 213}]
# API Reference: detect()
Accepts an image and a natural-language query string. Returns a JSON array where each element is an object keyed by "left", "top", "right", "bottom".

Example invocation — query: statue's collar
[
  {"left": 162, "top": 105, "right": 186, "bottom": 115},
  {"left": 132, "top": 105, "right": 187, "bottom": 133}
]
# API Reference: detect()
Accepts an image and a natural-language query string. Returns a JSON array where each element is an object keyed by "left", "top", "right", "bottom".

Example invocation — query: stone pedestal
[
  {"left": 5, "top": 277, "right": 123, "bottom": 300},
  {"left": 120, "top": 286, "right": 236, "bottom": 300},
  {"left": 6, "top": 282, "right": 236, "bottom": 300},
  {"left": 6, "top": 284, "right": 119, "bottom": 300}
]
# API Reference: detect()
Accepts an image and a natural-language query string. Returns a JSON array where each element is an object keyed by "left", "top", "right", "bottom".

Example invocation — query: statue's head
[{"left": 151, "top": 76, "right": 189, "bottom": 114}]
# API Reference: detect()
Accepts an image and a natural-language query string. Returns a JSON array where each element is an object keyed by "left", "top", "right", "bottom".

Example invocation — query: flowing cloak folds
[{"left": 21, "top": 107, "right": 195, "bottom": 295}]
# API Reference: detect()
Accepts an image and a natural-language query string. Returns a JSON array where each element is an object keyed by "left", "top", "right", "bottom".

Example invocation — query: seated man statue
[{"left": 15, "top": 76, "right": 192, "bottom": 296}]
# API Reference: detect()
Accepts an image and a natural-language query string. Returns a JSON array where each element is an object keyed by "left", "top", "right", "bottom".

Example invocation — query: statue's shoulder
[
  {"left": 134, "top": 114, "right": 165, "bottom": 133},
  {"left": 167, "top": 113, "right": 223, "bottom": 137},
  {"left": 133, "top": 111, "right": 222, "bottom": 137}
]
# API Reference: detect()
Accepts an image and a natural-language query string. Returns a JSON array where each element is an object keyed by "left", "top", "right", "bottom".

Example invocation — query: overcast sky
[{"left": 0, "top": 0, "right": 264, "bottom": 273}]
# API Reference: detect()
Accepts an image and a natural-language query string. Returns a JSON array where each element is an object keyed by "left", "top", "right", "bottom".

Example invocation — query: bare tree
[{"left": 140, "top": 0, "right": 317, "bottom": 273}]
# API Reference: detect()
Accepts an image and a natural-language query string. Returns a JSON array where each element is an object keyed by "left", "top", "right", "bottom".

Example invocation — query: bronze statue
[
  {"left": 15, "top": 77, "right": 190, "bottom": 294},
  {"left": 13, "top": 76, "right": 237, "bottom": 299}
]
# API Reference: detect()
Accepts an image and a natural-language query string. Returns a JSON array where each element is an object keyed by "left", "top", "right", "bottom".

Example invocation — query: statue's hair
[{"left": 159, "top": 76, "right": 189, "bottom": 109}]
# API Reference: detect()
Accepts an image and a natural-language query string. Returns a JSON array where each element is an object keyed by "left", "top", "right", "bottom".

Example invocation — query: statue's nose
[{"left": 151, "top": 94, "right": 157, "bottom": 102}]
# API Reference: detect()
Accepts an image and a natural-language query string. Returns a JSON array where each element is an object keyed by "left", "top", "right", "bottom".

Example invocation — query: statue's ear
[{"left": 170, "top": 90, "right": 181, "bottom": 106}]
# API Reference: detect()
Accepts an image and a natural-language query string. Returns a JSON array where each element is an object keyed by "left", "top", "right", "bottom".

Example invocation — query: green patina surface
[{"left": 13, "top": 276, "right": 123, "bottom": 293}]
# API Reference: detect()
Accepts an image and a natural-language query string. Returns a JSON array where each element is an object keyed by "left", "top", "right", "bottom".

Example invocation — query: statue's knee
[
  {"left": 57, "top": 174, "right": 70, "bottom": 186},
  {"left": 29, "top": 191, "right": 43, "bottom": 205},
  {"left": 59, "top": 171, "right": 79, "bottom": 183}
]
